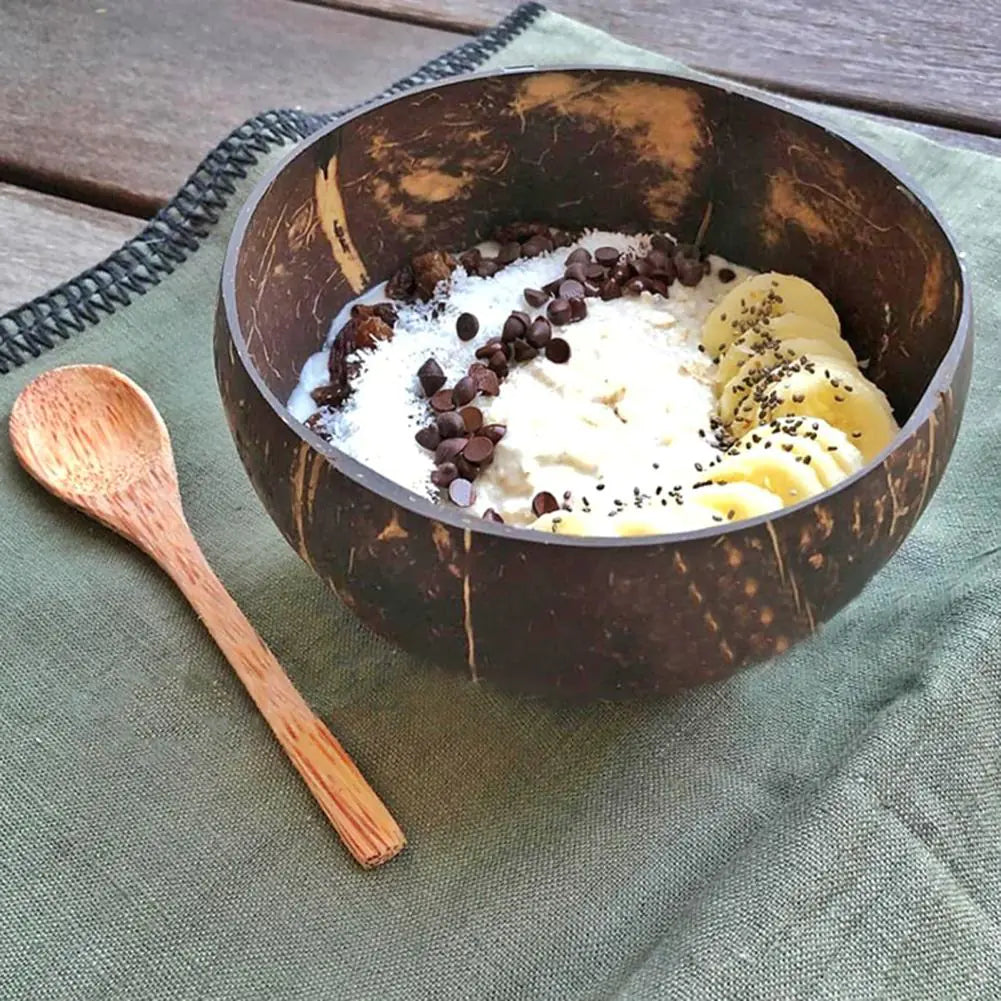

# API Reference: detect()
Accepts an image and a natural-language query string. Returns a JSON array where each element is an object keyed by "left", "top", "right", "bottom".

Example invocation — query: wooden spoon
[{"left": 9, "top": 364, "right": 405, "bottom": 868}]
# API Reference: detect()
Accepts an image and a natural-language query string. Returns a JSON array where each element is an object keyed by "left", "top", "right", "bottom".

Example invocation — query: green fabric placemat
[{"left": 4, "top": 7, "right": 1001, "bottom": 999}]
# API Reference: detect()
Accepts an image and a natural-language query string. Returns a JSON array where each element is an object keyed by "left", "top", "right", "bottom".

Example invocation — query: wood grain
[
  {"left": 310, "top": 0, "right": 1001, "bottom": 135},
  {"left": 0, "top": 0, "right": 463, "bottom": 213},
  {"left": 0, "top": 184, "right": 141, "bottom": 315},
  {"left": 10, "top": 364, "right": 406, "bottom": 868}
]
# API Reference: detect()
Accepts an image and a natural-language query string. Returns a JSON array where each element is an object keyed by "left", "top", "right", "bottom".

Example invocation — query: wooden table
[{"left": 3, "top": 0, "right": 999, "bottom": 315}]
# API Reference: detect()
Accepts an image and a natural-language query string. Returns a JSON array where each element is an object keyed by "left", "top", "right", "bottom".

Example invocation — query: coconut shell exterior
[{"left": 215, "top": 68, "right": 971, "bottom": 698}]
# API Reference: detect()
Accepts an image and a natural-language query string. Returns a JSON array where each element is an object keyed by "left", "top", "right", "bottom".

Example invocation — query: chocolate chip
[
  {"left": 548, "top": 298, "right": 572, "bottom": 325},
  {"left": 521, "top": 236, "right": 551, "bottom": 258},
  {"left": 432, "top": 462, "right": 458, "bottom": 487},
  {"left": 569, "top": 297, "right": 587, "bottom": 322},
  {"left": 414, "top": 425, "right": 441, "bottom": 450},
  {"left": 651, "top": 260, "right": 676, "bottom": 283},
  {"left": 436, "top": 411, "right": 466, "bottom": 439},
  {"left": 524, "top": 287, "right": 549, "bottom": 307},
  {"left": 435, "top": 438, "right": 466, "bottom": 464},
  {"left": 718, "top": 267, "right": 737, "bottom": 283},
  {"left": 497, "top": 242, "right": 522, "bottom": 265},
  {"left": 513, "top": 339, "right": 539, "bottom": 361},
  {"left": 564, "top": 261, "right": 588, "bottom": 283},
  {"left": 630, "top": 258, "right": 652, "bottom": 278},
  {"left": 543, "top": 278, "right": 563, "bottom": 297},
  {"left": 584, "top": 263, "right": 607, "bottom": 281},
  {"left": 648, "top": 279, "right": 670, "bottom": 298},
  {"left": 417, "top": 357, "right": 446, "bottom": 396},
  {"left": 600, "top": 280, "right": 622, "bottom": 301},
  {"left": 532, "top": 491, "right": 560, "bottom": 516},
  {"left": 676, "top": 257, "right": 705, "bottom": 286},
  {"left": 473, "top": 368, "right": 501, "bottom": 396},
  {"left": 488, "top": 351, "right": 508, "bottom": 376},
  {"left": 502, "top": 312, "right": 529, "bottom": 342},
  {"left": 455, "top": 456, "right": 479, "bottom": 480},
  {"left": 430, "top": 388, "right": 455, "bottom": 412},
  {"left": 493, "top": 221, "right": 548, "bottom": 243},
  {"left": 651, "top": 233, "right": 676, "bottom": 253},
  {"left": 551, "top": 229, "right": 573, "bottom": 248},
  {"left": 448, "top": 478, "right": 476, "bottom": 507},
  {"left": 594, "top": 246, "right": 621, "bottom": 266},
  {"left": 452, "top": 376, "right": 476, "bottom": 406},
  {"left": 625, "top": 278, "right": 645, "bottom": 295},
  {"left": 565, "top": 247, "right": 591, "bottom": 265},
  {"left": 646, "top": 249, "right": 672, "bottom": 274},
  {"left": 559, "top": 279, "right": 585, "bottom": 301},
  {"left": 459, "top": 248, "right": 482, "bottom": 272},
  {"left": 456, "top": 312, "right": 479, "bottom": 341},
  {"left": 546, "top": 338, "right": 571, "bottom": 363},
  {"left": 477, "top": 260, "right": 499, "bottom": 279},
  {"left": 460, "top": 406, "right": 483, "bottom": 433},
  {"left": 482, "top": 423, "right": 507, "bottom": 444},
  {"left": 483, "top": 508, "right": 504, "bottom": 523},
  {"left": 462, "top": 436, "right": 494, "bottom": 464},
  {"left": 475, "top": 339, "right": 503, "bottom": 360}
]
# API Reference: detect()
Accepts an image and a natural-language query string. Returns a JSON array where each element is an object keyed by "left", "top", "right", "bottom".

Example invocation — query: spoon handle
[{"left": 148, "top": 509, "right": 405, "bottom": 868}]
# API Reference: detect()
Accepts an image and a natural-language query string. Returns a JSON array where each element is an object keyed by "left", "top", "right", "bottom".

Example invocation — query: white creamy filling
[{"left": 289, "top": 231, "right": 755, "bottom": 536}]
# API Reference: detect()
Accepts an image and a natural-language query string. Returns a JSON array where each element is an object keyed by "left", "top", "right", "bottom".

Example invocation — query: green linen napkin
[{"left": 4, "top": 7, "right": 1001, "bottom": 998}]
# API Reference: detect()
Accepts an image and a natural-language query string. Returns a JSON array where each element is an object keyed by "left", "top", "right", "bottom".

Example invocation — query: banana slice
[
  {"left": 688, "top": 481, "right": 783, "bottom": 522},
  {"left": 532, "top": 505, "right": 716, "bottom": 537},
  {"left": 702, "top": 273, "right": 840, "bottom": 358},
  {"left": 716, "top": 320, "right": 856, "bottom": 390},
  {"left": 612, "top": 507, "right": 717, "bottom": 536},
  {"left": 707, "top": 449, "right": 826, "bottom": 506},
  {"left": 729, "top": 432, "right": 844, "bottom": 490},
  {"left": 717, "top": 341, "right": 847, "bottom": 425},
  {"left": 737, "top": 416, "right": 865, "bottom": 478},
  {"left": 530, "top": 511, "right": 593, "bottom": 535},
  {"left": 729, "top": 358, "right": 898, "bottom": 461}
]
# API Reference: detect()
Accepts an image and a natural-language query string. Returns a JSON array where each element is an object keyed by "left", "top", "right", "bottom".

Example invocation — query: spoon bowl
[{"left": 11, "top": 365, "right": 171, "bottom": 505}]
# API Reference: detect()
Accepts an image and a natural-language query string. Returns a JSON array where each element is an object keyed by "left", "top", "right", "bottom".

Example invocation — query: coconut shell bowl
[{"left": 214, "top": 67, "right": 970, "bottom": 699}]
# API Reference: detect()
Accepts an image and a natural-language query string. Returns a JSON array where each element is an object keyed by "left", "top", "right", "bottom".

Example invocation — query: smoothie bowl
[{"left": 215, "top": 67, "right": 970, "bottom": 698}]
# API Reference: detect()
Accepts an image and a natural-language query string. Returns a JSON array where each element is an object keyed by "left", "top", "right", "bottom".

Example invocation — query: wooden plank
[
  {"left": 310, "top": 0, "right": 1001, "bottom": 136},
  {"left": 0, "top": 0, "right": 464, "bottom": 214},
  {"left": 0, "top": 184, "right": 141, "bottom": 315}
]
